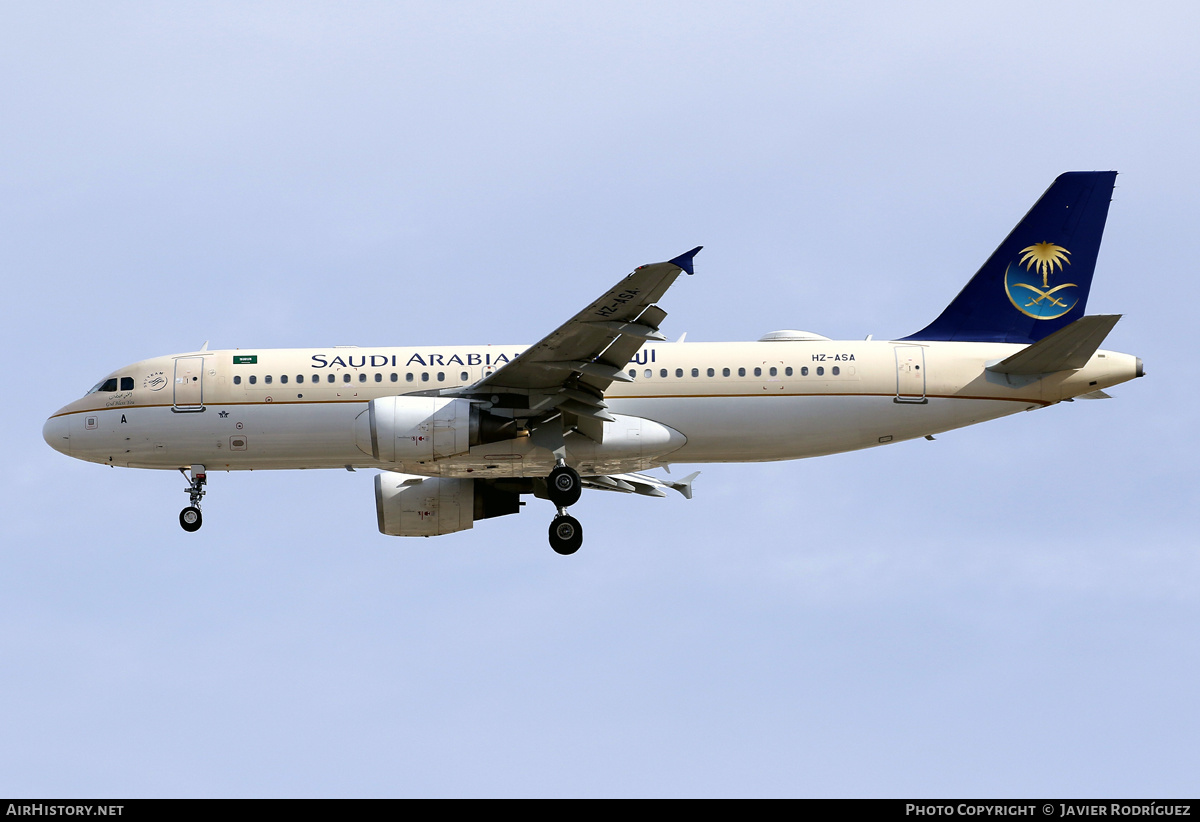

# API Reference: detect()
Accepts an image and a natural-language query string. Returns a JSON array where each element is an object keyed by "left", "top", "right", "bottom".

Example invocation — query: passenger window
[
  {"left": 391, "top": 373, "right": 398, "bottom": 382},
  {"left": 233, "top": 375, "right": 241, "bottom": 385},
  {"left": 817, "top": 366, "right": 825, "bottom": 376},
  {"left": 769, "top": 367, "right": 777, "bottom": 377},
  {"left": 343, "top": 374, "right": 351, "bottom": 383},
  {"left": 280, "top": 375, "right": 288, "bottom": 384},
  {"left": 249, "top": 375, "right": 257, "bottom": 385},
  {"left": 644, "top": 369, "right": 652, "bottom": 378},
  {"left": 801, "top": 366, "right": 809, "bottom": 376},
  {"left": 359, "top": 373, "right": 366, "bottom": 383},
  {"left": 406, "top": 373, "right": 414, "bottom": 382},
  {"left": 676, "top": 368, "right": 683, "bottom": 378},
  {"left": 327, "top": 374, "right": 335, "bottom": 383},
  {"left": 722, "top": 367, "right": 730, "bottom": 377},
  {"left": 375, "top": 373, "right": 382, "bottom": 382},
  {"left": 691, "top": 368, "right": 699, "bottom": 377},
  {"left": 832, "top": 366, "right": 840, "bottom": 376},
  {"left": 706, "top": 368, "right": 715, "bottom": 377},
  {"left": 264, "top": 375, "right": 272, "bottom": 384},
  {"left": 296, "top": 375, "right": 304, "bottom": 384},
  {"left": 120, "top": 377, "right": 134, "bottom": 391},
  {"left": 660, "top": 369, "right": 668, "bottom": 378},
  {"left": 421, "top": 373, "right": 429, "bottom": 382},
  {"left": 737, "top": 367, "right": 745, "bottom": 377},
  {"left": 785, "top": 367, "right": 793, "bottom": 376},
  {"left": 460, "top": 371, "right": 469, "bottom": 381},
  {"left": 754, "top": 367, "right": 761, "bottom": 377},
  {"left": 437, "top": 372, "right": 445, "bottom": 382},
  {"left": 628, "top": 369, "right": 636, "bottom": 378}
]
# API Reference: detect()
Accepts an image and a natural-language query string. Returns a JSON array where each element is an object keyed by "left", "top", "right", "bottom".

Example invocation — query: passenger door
[{"left": 173, "top": 356, "right": 205, "bottom": 412}]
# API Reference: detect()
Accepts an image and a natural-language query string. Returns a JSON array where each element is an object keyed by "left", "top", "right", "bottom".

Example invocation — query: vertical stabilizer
[{"left": 903, "top": 171, "right": 1117, "bottom": 344}]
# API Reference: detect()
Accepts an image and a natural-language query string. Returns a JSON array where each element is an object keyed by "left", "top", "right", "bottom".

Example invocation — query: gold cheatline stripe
[{"left": 48, "top": 392, "right": 1051, "bottom": 418}]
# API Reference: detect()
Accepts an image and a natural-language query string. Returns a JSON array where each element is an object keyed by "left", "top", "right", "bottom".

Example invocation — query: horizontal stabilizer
[
  {"left": 987, "top": 314, "right": 1121, "bottom": 375},
  {"left": 581, "top": 470, "right": 700, "bottom": 500},
  {"left": 669, "top": 471, "right": 701, "bottom": 500}
]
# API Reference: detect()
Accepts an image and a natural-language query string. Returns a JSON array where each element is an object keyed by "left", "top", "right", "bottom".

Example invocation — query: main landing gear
[
  {"left": 179, "top": 465, "right": 207, "bottom": 533},
  {"left": 546, "top": 462, "right": 583, "bottom": 555}
]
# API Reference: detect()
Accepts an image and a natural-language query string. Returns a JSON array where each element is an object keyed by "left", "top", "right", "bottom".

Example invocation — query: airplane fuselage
[{"left": 44, "top": 338, "right": 1141, "bottom": 478}]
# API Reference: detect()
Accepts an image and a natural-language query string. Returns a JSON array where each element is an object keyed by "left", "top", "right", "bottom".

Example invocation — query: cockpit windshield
[
  {"left": 87, "top": 377, "right": 133, "bottom": 394},
  {"left": 88, "top": 378, "right": 119, "bottom": 394}
]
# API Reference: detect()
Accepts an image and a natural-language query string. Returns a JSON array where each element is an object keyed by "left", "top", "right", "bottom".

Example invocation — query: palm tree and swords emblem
[{"left": 1003, "top": 241, "right": 1079, "bottom": 320}]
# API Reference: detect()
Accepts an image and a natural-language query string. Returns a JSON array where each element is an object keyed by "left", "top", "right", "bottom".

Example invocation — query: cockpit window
[
  {"left": 88, "top": 376, "right": 135, "bottom": 393},
  {"left": 88, "top": 378, "right": 119, "bottom": 394}
]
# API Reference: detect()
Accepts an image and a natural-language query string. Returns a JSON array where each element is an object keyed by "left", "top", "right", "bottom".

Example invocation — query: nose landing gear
[
  {"left": 179, "top": 465, "right": 207, "bottom": 532},
  {"left": 546, "top": 462, "right": 583, "bottom": 554},
  {"left": 179, "top": 506, "right": 202, "bottom": 532}
]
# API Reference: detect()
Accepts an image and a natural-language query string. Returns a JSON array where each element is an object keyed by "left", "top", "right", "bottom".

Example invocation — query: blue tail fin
[{"left": 903, "top": 171, "right": 1117, "bottom": 344}]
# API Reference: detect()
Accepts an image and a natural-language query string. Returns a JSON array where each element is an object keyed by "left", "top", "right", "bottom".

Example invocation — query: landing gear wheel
[
  {"left": 547, "top": 465, "right": 582, "bottom": 508},
  {"left": 179, "top": 506, "right": 203, "bottom": 532},
  {"left": 549, "top": 514, "right": 583, "bottom": 555}
]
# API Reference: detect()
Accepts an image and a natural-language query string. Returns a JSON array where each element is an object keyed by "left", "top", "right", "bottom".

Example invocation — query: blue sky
[{"left": 2, "top": 1, "right": 1197, "bottom": 797}]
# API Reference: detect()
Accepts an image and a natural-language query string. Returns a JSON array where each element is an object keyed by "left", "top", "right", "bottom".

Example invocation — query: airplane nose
[{"left": 43, "top": 415, "right": 70, "bottom": 455}]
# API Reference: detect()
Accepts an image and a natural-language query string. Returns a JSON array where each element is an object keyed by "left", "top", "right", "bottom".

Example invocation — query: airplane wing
[{"left": 443, "top": 246, "right": 701, "bottom": 440}]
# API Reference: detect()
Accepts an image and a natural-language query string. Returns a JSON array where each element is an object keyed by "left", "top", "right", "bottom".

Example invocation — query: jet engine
[
  {"left": 374, "top": 472, "right": 521, "bottom": 536},
  {"left": 355, "top": 396, "right": 515, "bottom": 463}
]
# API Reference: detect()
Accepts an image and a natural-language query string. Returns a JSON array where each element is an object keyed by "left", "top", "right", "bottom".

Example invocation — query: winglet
[{"left": 669, "top": 246, "right": 703, "bottom": 276}]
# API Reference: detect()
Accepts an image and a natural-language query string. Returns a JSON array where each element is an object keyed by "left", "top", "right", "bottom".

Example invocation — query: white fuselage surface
[{"left": 44, "top": 338, "right": 1140, "bottom": 478}]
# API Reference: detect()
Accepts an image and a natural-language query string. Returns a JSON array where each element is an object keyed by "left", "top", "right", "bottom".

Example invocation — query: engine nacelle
[
  {"left": 355, "top": 396, "right": 515, "bottom": 463},
  {"left": 374, "top": 472, "right": 520, "bottom": 537}
]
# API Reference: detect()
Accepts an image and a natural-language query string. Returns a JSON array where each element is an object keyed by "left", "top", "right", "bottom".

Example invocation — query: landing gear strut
[
  {"left": 546, "top": 462, "right": 583, "bottom": 554},
  {"left": 547, "top": 463, "right": 582, "bottom": 507},
  {"left": 179, "top": 465, "right": 206, "bottom": 533}
]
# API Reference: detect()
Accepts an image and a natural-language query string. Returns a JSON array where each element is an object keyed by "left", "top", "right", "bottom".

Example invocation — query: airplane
[{"left": 43, "top": 171, "right": 1143, "bottom": 554}]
